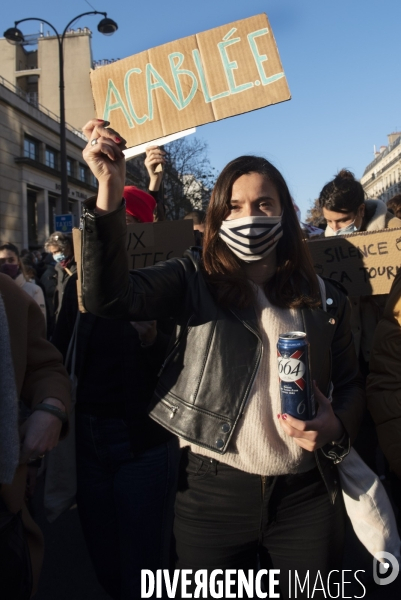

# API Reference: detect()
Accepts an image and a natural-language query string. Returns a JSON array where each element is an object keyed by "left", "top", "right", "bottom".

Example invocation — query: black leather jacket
[{"left": 81, "top": 200, "right": 365, "bottom": 503}]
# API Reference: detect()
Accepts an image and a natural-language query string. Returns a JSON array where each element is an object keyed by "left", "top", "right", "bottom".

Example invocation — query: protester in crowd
[
  {"left": 52, "top": 146, "right": 178, "bottom": 600},
  {"left": 20, "top": 254, "right": 39, "bottom": 282},
  {"left": 124, "top": 185, "right": 156, "bottom": 224},
  {"left": 44, "top": 232, "right": 76, "bottom": 325},
  {"left": 35, "top": 250, "right": 50, "bottom": 280},
  {"left": 318, "top": 170, "right": 401, "bottom": 472},
  {"left": 39, "top": 251, "right": 57, "bottom": 335},
  {"left": 319, "top": 170, "right": 401, "bottom": 368},
  {"left": 387, "top": 193, "right": 401, "bottom": 219},
  {"left": 79, "top": 120, "right": 365, "bottom": 598},
  {"left": 367, "top": 271, "right": 401, "bottom": 530},
  {"left": 184, "top": 209, "right": 206, "bottom": 246},
  {"left": 0, "top": 242, "right": 47, "bottom": 324},
  {"left": 0, "top": 273, "right": 70, "bottom": 599}
]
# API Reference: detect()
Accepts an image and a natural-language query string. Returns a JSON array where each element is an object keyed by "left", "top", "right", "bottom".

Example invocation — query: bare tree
[
  {"left": 162, "top": 137, "right": 216, "bottom": 220},
  {"left": 305, "top": 198, "right": 325, "bottom": 227},
  {"left": 124, "top": 136, "right": 216, "bottom": 220}
]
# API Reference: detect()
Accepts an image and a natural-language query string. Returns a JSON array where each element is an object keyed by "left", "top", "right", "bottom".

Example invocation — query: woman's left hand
[{"left": 278, "top": 382, "right": 344, "bottom": 451}]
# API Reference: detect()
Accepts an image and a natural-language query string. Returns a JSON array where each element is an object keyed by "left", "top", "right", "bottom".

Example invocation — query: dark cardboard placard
[
  {"left": 125, "top": 220, "right": 195, "bottom": 270},
  {"left": 74, "top": 220, "right": 195, "bottom": 311}
]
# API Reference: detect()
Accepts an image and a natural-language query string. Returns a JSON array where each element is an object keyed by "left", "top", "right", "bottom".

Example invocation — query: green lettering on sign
[
  {"left": 124, "top": 68, "right": 148, "bottom": 125},
  {"left": 103, "top": 79, "right": 134, "bottom": 128},
  {"left": 218, "top": 28, "right": 254, "bottom": 95},
  {"left": 192, "top": 49, "right": 229, "bottom": 103},
  {"left": 146, "top": 63, "right": 181, "bottom": 120},
  {"left": 168, "top": 52, "right": 198, "bottom": 109},
  {"left": 247, "top": 28, "right": 284, "bottom": 86}
]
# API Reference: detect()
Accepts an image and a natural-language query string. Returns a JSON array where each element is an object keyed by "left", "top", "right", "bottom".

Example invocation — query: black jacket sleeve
[{"left": 81, "top": 200, "right": 192, "bottom": 321}]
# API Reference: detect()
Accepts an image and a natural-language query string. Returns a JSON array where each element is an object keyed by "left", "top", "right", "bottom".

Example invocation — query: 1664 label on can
[{"left": 277, "top": 331, "right": 315, "bottom": 420}]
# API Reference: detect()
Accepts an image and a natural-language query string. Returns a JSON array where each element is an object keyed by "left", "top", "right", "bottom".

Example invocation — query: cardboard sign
[
  {"left": 307, "top": 228, "right": 401, "bottom": 296},
  {"left": 126, "top": 220, "right": 194, "bottom": 269},
  {"left": 90, "top": 14, "right": 290, "bottom": 148},
  {"left": 72, "top": 227, "right": 86, "bottom": 312}
]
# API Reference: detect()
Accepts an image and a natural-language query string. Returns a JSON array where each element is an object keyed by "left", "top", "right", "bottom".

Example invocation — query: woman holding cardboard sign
[{"left": 81, "top": 119, "right": 364, "bottom": 599}]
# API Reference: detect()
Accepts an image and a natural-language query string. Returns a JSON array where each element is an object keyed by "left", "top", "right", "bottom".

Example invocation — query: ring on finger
[{"left": 91, "top": 138, "right": 99, "bottom": 146}]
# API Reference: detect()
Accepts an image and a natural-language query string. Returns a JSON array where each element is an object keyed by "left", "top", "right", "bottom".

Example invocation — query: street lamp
[{"left": 4, "top": 12, "right": 118, "bottom": 214}]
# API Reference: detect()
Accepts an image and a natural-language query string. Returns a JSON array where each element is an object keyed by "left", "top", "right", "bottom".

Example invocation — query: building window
[
  {"left": 45, "top": 147, "right": 57, "bottom": 169},
  {"left": 48, "top": 196, "right": 57, "bottom": 234},
  {"left": 79, "top": 164, "right": 87, "bottom": 183},
  {"left": 66, "top": 159, "right": 73, "bottom": 177},
  {"left": 91, "top": 173, "right": 98, "bottom": 188},
  {"left": 24, "top": 137, "right": 39, "bottom": 161}
]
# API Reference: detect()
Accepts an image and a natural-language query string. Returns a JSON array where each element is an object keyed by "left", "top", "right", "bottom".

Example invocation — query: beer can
[{"left": 277, "top": 332, "right": 315, "bottom": 420}]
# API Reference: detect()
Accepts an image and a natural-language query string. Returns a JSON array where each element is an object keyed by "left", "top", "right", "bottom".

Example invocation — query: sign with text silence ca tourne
[
  {"left": 307, "top": 228, "right": 401, "bottom": 296},
  {"left": 90, "top": 13, "right": 291, "bottom": 149}
]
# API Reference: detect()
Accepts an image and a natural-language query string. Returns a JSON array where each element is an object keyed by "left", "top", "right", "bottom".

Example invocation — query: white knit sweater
[{"left": 184, "top": 286, "right": 316, "bottom": 476}]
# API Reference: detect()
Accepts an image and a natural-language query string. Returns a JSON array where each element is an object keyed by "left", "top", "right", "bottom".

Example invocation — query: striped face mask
[{"left": 219, "top": 215, "right": 283, "bottom": 262}]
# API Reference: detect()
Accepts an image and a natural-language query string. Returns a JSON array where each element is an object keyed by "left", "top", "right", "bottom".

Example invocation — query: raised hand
[
  {"left": 82, "top": 119, "right": 127, "bottom": 213},
  {"left": 144, "top": 145, "right": 166, "bottom": 192}
]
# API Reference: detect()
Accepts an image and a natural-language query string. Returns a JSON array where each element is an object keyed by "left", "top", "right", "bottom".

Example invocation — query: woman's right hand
[{"left": 82, "top": 119, "right": 127, "bottom": 214}]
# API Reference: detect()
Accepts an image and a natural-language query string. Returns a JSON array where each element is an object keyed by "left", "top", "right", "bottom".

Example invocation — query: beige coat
[
  {"left": 15, "top": 273, "right": 47, "bottom": 324},
  {"left": 0, "top": 274, "right": 70, "bottom": 595},
  {"left": 367, "top": 272, "right": 401, "bottom": 478}
]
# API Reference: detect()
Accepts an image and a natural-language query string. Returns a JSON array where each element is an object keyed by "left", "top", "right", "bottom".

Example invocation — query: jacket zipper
[
  {"left": 261, "top": 475, "right": 267, "bottom": 499},
  {"left": 160, "top": 398, "right": 179, "bottom": 419},
  {"left": 157, "top": 314, "right": 195, "bottom": 377}
]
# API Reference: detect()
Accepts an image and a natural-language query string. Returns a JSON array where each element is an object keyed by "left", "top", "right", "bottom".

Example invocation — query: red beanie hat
[{"left": 123, "top": 186, "right": 156, "bottom": 223}]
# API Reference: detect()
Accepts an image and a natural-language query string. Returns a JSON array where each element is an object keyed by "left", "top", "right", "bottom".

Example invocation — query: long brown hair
[{"left": 202, "top": 156, "right": 320, "bottom": 309}]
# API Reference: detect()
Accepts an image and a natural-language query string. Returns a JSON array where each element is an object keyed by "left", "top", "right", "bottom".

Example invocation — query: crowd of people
[{"left": 1, "top": 120, "right": 401, "bottom": 599}]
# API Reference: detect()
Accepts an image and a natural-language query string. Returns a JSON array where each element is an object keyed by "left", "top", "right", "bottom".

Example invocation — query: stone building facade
[
  {"left": 0, "top": 77, "right": 97, "bottom": 249},
  {"left": 361, "top": 132, "right": 401, "bottom": 203},
  {"left": 0, "top": 28, "right": 95, "bottom": 131}
]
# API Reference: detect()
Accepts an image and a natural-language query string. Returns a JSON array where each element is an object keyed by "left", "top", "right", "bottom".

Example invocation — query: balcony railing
[
  {"left": 93, "top": 58, "right": 120, "bottom": 69},
  {"left": 0, "top": 74, "right": 87, "bottom": 141},
  {"left": 363, "top": 136, "right": 401, "bottom": 176}
]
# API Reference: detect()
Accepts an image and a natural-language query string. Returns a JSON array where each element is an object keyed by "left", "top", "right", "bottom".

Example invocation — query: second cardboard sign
[{"left": 307, "top": 228, "right": 401, "bottom": 295}]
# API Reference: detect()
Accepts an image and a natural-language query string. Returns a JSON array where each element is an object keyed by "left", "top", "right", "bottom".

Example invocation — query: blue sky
[{"left": 2, "top": 0, "right": 401, "bottom": 218}]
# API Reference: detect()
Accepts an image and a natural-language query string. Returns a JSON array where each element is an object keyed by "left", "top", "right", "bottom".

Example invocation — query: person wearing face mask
[
  {"left": 0, "top": 243, "right": 46, "bottom": 324},
  {"left": 318, "top": 169, "right": 401, "bottom": 371},
  {"left": 318, "top": 170, "right": 401, "bottom": 475},
  {"left": 320, "top": 169, "right": 401, "bottom": 238},
  {"left": 43, "top": 232, "right": 76, "bottom": 328},
  {"left": 74, "top": 120, "right": 365, "bottom": 598}
]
